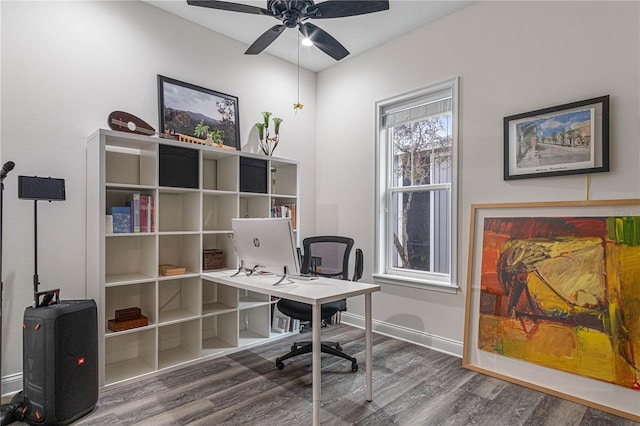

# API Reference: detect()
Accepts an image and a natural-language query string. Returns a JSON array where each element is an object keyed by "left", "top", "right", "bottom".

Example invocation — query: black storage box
[
  {"left": 240, "top": 157, "right": 267, "bottom": 193},
  {"left": 159, "top": 144, "right": 199, "bottom": 189}
]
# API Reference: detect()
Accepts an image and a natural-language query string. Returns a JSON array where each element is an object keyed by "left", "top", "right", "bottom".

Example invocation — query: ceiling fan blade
[
  {"left": 299, "top": 22, "right": 349, "bottom": 61},
  {"left": 306, "top": 1, "right": 389, "bottom": 19},
  {"left": 186, "top": 1, "right": 272, "bottom": 16},
  {"left": 245, "top": 25, "right": 287, "bottom": 55}
]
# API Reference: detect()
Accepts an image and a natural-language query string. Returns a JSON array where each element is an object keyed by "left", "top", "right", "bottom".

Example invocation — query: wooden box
[
  {"left": 115, "top": 307, "right": 141, "bottom": 321},
  {"left": 159, "top": 264, "right": 186, "bottom": 276},
  {"left": 203, "top": 249, "right": 224, "bottom": 270},
  {"left": 108, "top": 315, "right": 149, "bottom": 332}
]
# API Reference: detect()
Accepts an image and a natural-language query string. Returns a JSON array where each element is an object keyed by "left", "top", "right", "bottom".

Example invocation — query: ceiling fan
[{"left": 186, "top": 1, "right": 390, "bottom": 60}]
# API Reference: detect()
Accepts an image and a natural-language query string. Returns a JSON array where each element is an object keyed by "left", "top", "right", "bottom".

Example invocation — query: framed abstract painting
[{"left": 464, "top": 200, "right": 640, "bottom": 421}]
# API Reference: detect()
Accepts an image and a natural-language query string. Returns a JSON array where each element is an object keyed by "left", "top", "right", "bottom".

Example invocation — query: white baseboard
[
  {"left": 1, "top": 372, "right": 22, "bottom": 398},
  {"left": 2, "top": 316, "right": 462, "bottom": 398},
  {"left": 341, "top": 312, "right": 463, "bottom": 358}
]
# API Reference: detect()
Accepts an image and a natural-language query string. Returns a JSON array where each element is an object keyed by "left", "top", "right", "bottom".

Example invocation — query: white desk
[{"left": 201, "top": 271, "right": 381, "bottom": 426}]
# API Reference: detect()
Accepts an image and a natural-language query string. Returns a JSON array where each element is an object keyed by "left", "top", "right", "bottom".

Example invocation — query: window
[{"left": 374, "top": 78, "right": 458, "bottom": 292}]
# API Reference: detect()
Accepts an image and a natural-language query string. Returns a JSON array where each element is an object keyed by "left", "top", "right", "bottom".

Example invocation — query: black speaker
[{"left": 21, "top": 300, "right": 98, "bottom": 425}]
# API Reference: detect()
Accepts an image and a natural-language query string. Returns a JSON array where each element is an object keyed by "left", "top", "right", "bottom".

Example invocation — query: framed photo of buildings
[{"left": 503, "top": 96, "right": 609, "bottom": 180}]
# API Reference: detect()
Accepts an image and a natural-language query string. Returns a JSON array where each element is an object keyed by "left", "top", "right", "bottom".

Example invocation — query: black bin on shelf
[
  {"left": 159, "top": 144, "right": 199, "bottom": 189},
  {"left": 240, "top": 157, "right": 267, "bottom": 193}
]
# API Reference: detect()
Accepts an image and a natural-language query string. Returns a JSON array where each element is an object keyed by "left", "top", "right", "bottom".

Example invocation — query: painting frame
[
  {"left": 158, "top": 75, "right": 240, "bottom": 150},
  {"left": 464, "top": 200, "right": 640, "bottom": 422},
  {"left": 503, "top": 96, "right": 609, "bottom": 180}
]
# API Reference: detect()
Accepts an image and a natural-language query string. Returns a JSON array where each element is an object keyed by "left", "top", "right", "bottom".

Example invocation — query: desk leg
[
  {"left": 312, "top": 304, "right": 321, "bottom": 426},
  {"left": 365, "top": 292, "right": 373, "bottom": 402}
]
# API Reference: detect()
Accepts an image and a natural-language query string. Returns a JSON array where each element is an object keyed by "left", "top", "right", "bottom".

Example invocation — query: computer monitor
[{"left": 231, "top": 217, "right": 300, "bottom": 276}]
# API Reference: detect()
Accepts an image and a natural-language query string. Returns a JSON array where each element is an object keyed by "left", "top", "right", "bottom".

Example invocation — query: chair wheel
[
  {"left": 276, "top": 359, "right": 285, "bottom": 370},
  {"left": 335, "top": 343, "right": 342, "bottom": 351},
  {"left": 351, "top": 361, "right": 358, "bottom": 372},
  {"left": 290, "top": 344, "right": 298, "bottom": 351}
]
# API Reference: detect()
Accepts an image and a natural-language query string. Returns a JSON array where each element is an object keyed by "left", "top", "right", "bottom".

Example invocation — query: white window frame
[{"left": 373, "top": 78, "right": 459, "bottom": 293}]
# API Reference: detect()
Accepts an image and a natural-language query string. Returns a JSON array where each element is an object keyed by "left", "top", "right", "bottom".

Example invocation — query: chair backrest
[
  {"left": 352, "top": 248, "right": 363, "bottom": 282},
  {"left": 301, "top": 236, "right": 354, "bottom": 280}
]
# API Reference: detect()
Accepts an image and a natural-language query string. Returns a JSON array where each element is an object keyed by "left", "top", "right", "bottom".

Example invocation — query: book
[
  {"left": 159, "top": 264, "right": 186, "bottom": 276},
  {"left": 111, "top": 207, "right": 131, "bottom": 233},
  {"left": 105, "top": 215, "right": 113, "bottom": 234},
  {"left": 289, "top": 203, "right": 296, "bottom": 229},
  {"left": 143, "top": 195, "right": 153, "bottom": 232},
  {"left": 148, "top": 195, "right": 155, "bottom": 232},
  {"left": 127, "top": 193, "right": 141, "bottom": 233},
  {"left": 141, "top": 195, "right": 147, "bottom": 232},
  {"left": 150, "top": 195, "right": 155, "bottom": 232}
]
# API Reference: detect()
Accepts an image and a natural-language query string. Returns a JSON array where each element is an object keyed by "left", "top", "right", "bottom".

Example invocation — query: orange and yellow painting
[{"left": 479, "top": 216, "right": 640, "bottom": 390}]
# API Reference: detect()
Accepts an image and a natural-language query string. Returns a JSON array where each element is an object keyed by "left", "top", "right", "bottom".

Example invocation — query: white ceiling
[{"left": 144, "top": 1, "right": 475, "bottom": 72}]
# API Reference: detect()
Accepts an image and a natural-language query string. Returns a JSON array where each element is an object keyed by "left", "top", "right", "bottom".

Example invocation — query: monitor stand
[
  {"left": 273, "top": 266, "right": 293, "bottom": 286},
  {"left": 230, "top": 261, "right": 293, "bottom": 286},
  {"left": 231, "top": 260, "right": 260, "bottom": 278}
]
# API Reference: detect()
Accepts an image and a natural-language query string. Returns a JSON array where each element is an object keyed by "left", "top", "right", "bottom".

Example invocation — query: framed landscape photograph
[
  {"left": 464, "top": 200, "right": 640, "bottom": 422},
  {"left": 503, "top": 96, "right": 609, "bottom": 180},
  {"left": 158, "top": 75, "right": 240, "bottom": 150}
]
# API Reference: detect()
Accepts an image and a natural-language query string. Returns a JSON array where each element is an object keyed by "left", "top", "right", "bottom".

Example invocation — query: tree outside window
[{"left": 390, "top": 115, "right": 452, "bottom": 273}]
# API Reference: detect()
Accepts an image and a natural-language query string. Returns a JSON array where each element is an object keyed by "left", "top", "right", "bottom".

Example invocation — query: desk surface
[{"left": 201, "top": 270, "right": 381, "bottom": 304}]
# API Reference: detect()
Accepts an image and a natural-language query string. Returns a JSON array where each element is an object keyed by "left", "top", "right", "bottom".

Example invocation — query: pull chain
[{"left": 294, "top": 32, "right": 303, "bottom": 113}]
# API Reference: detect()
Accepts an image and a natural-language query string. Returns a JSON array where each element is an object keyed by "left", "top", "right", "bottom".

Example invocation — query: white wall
[
  {"left": 0, "top": 0, "right": 316, "bottom": 390},
  {"left": 316, "top": 1, "right": 640, "bottom": 352}
]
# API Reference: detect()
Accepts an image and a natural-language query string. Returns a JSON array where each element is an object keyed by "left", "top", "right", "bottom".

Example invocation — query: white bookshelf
[{"left": 86, "top": 129, "right": 300, "bottom": 388}]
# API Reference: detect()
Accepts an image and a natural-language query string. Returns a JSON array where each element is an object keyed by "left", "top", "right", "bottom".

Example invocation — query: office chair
[{"left": 275, "top": 236, "right": 363, "bottom": 372}]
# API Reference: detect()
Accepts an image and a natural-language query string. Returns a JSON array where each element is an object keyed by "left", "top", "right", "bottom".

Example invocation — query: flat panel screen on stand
[
  {"left": 18, "top": 176, "right": 66, "bottom": 201},
  {"left": 231, "top": 217, "right": 299, "bottom": 275}
]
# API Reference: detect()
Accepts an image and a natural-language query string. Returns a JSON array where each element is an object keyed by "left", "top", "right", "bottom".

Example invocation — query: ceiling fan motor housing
[{"left": 268, "top": 0, "right": 315, "bottom": 27}]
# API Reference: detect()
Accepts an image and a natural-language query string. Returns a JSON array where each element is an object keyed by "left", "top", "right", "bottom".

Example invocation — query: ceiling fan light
[{"left": 301, "top": 37, "right": 314, "bottom": 47}]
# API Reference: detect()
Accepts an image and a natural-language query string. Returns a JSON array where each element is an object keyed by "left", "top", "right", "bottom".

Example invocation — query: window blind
[{"left": 382, "top": 89, "right": 452, "bottom": 129}]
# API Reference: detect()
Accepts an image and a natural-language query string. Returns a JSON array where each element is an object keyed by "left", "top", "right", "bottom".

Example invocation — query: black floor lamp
[{"left": 0, "top": 161, "right": 16, "bottom": 425}]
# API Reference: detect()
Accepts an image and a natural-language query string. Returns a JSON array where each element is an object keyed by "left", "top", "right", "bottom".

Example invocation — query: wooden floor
[{"left": 8, "top": 325, "right": 640, "bottom": 425}]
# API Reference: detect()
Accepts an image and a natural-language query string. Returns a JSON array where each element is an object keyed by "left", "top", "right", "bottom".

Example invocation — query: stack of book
[
  {"left": 270, "top": 203, "right": 296, "bottom": 229},
  {"left": 110, "top": 193, "right": 155, "bottom": 233}
]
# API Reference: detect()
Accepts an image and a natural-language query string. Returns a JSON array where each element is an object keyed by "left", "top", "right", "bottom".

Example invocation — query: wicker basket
[{"left": 203, "top": 249, "right": 224, "bottom": 270}]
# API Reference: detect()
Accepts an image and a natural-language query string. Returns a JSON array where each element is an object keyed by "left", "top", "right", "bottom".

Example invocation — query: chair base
[{"left": 275, "top": 340, "right": 358, "bottom": 372}]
